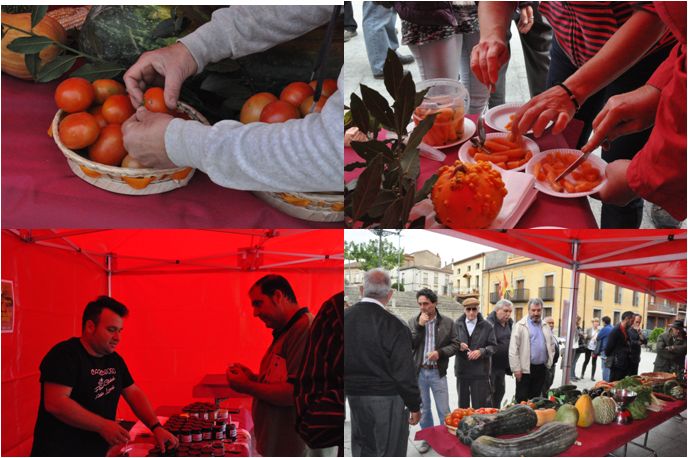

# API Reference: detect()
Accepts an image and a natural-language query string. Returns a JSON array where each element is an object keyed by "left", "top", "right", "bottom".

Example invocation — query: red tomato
[
  {"left": 299, "top": 95, "right": 328, "bottom": 116},
  {"left": 58, "top": 112, "right": 101, "bottom": 150},
  {"left": 89, "top": 105, "right": 108, "bottom": 129},
  {"left": 92, "top": 79, "right": 125, "bottom": 104},
  {"left": 144, "top": 87, "right": 169, "bottom": 113},
  {"left": 309, "top": 79, "right": 338, "bottom": 97},
  {"left": 240, "top": 92, "right": 277, "bottom": 124},
  {"left": 102, "top": 95, "right": 135, "bottom": 124},
  {"left": 259, "top": 100, "right": 300, "bottom": 123},
  {"left": 55, "top": 77, "right": 95, "bottom": 113},
  {"left": 280, "top": 82, "right": 313, "bottom": 108},
  {"left": 88, "top": 124, "right": 127, "bottom": 166}
]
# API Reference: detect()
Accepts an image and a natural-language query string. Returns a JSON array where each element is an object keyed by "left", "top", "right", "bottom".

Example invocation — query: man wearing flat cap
[
  {"left": 454, "top": 298, "right": 497, "bottom": 408},
  {"left": 654, "top": 320, "right": 687, "bottom": 376}
]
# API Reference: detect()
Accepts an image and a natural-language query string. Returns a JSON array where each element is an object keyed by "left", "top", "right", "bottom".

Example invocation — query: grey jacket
[
  {"left": 408, "top": 310, "right": 459, "bottom": 378},
  {"left": 653, "top": 331, "right": 687, "bottom": 372},
  {"left": 454, "top": 313, "right": 497, "bottom": 379}
]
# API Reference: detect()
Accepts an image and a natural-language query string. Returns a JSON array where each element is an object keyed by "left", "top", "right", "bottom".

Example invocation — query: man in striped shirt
[{"left": 408, "top": 288, "right": 459, "bottom": 454}]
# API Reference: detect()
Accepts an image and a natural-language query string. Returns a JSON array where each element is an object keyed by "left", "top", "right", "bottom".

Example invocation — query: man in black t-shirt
[{"left": 31, "top": 296, "right": 178, "bottom": 457}]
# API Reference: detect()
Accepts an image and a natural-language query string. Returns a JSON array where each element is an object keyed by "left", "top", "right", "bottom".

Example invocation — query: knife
[{"left": 555, "top": 150, "right": 592, "bottom": 183}]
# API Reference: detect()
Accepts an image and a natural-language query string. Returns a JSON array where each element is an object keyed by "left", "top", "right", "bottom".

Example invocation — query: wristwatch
[{"left": 149, "top": 422, "right": 162, "bottom": 432}]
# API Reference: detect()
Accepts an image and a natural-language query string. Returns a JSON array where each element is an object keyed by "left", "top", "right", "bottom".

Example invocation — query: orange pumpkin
[
  {"left": 1, "top": 13, "right": 67, "bottom": 80},
  {"left": 431, "top": 160, "right": 507, "bottom": 229}
]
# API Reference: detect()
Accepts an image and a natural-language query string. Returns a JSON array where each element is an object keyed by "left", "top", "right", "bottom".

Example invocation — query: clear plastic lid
[{"left": 415, "top": 78, "right": 469, "bottom": 113}]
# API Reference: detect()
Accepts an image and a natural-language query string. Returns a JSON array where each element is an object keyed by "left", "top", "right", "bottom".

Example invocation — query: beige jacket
[{"left": 509, "top": 316, "right": 555, "bottom": 374}]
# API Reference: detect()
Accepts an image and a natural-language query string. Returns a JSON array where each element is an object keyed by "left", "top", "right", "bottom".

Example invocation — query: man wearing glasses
[{"left": 454, "top": 298, "right": 497, "bottom": 408}]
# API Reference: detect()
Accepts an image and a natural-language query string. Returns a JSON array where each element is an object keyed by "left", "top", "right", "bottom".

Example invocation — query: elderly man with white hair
[
  {"left": 344, "top": 268, "right": 421, "bottom": 457},
  {"left": 485, "top": 299, "right": 513, "bottom": 408}
]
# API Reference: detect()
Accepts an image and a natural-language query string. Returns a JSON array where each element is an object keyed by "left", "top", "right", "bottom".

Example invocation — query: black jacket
[
  {"left": 485, "top": 311, "right": 512, "bottom": 373},
  {"left": 604, "top": 324, "right": 632, "bottom": 370},
  {"left": 344, "top": 301, "right": 421, "bottom": 411},
  {"left": 454, "top": 313, "right": 497, "bottom": 379},
  {"left": 408, "top": 310, "right": 459, "bottom": 378}
]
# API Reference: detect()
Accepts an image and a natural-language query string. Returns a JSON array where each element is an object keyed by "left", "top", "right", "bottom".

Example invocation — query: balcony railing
[
  {"left": 507, "top": 288, "right": 530, "bottom": 303},
  {"left": 539, "top": 286, "right": 555, "bottom": 301},
  {"left": 489, "top": 292, "right": 500, "bottom": 304},
  {"left": 648, "top": 302, "right": 678, "bottom": 315}
]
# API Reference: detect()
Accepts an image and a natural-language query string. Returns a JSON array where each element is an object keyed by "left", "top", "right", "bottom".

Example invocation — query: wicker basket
[
  {"left": 53, "top": 102, "right": 209, "bottom": 195},
  {"left": 253, "top": 191, "right": 344, "bottom": 222}
]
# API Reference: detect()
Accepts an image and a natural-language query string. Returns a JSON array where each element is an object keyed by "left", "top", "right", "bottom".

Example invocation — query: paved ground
[
  {"left": 344, "top": 347, "right": 686, "bottom": 457},
  {"left": 342, "top": 2, "right": 685, "bottom": 229}
]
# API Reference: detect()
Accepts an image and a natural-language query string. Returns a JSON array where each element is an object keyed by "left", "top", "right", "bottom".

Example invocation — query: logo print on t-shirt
[{"left": 93, "top": 367, "right": 117, "bottom": 400}]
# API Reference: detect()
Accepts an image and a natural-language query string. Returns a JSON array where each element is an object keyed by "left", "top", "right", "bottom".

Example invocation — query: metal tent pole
[{"left": 561, "top": 239, "right": 581, "bottom": 386}]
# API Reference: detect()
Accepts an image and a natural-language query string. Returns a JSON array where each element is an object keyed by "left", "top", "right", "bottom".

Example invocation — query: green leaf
[
  {"left": 344, "top": 161, "right": 366, "bottom": 171},
  {"left": 400, "top": 145, "right": 420, "bottom": 180},
  {"left": 7, "top": 35, "right": 52, "bottom": 54},
  {"left": 350, "top": 139, "right": 393, "bottom": 162},
  {"left": 383, "top": 165, "right": 400, "bottom": 189},
  {"left": 393, "top": 72, "right": 416, "bottom": 134},
  {"left": 367, "top": 190, "right": 398, "bottom": 218},
  {"left": 383, "top": 48, "right": 403, "bottom": 101},
  {"left": 415, "top": 174, "right": 438, "bottom": 203},
  {"left": 344, "top": 110, "right": 353, "bottom": 129},
  {"left": 349, "top": 93, "right": 369, "bottom": 133},
  {"left": 404, "top": 113, "right": 436, "bottom": 155},
  {"left": 380, "top": 198, "right": 404, "bottom": 228},
  {"left": 400, "top": 178, "right": 417, "bottom": 225},
  {"left": 24, "top": 53, "right": 39, "bottom": 79},
  {"left": 31, "top": 5, "right": 48, "bottom": 29},
  {"left": 70, "top": 62, "right": 125, "bottom": 81},
  {"left": 360, "top": 84, "right": 394, "bottom": 129},
  {"left": 36, "top": 55, "right": 79, "bottom": 83},
  {"left": 351, "top": 155, "right": 383, "bottom": 221},
  {"left": 414, "top": 88, "right": 429, "bottom": 108}
]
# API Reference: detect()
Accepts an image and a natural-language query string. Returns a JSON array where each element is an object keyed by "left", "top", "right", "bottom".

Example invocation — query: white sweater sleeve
[
  {"left": 179, "top": 6, "right": 334, "bottom": 73},
  {"left": 165, "top": 73, "right": 343, "bottom": 192}
]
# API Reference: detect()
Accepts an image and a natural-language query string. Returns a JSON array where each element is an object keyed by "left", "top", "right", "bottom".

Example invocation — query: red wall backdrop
[{"left": 1, "top": 230, "right": 343, "bottom": 456}]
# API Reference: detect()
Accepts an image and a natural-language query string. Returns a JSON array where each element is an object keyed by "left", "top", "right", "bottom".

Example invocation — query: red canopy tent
[
  {"left": 432, "top": 229, "right": 687, "bottom": 385},
  {"left": 1, "top": 229, "right": 343, "bottom": 456}
]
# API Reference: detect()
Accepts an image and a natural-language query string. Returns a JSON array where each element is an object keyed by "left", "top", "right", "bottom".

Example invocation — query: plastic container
[{"left": 413, "top": 78, "right": 469, "bottom": 147}]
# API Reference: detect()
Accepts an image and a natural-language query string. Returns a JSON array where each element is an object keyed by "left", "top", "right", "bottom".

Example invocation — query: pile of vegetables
[{"left": 614, "top": 376, "right": 652, "bottom": 420}]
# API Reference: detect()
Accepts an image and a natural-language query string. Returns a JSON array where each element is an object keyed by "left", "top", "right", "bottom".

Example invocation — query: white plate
[
  {"left": 458, "top": 132, "right": 540, "bottom": 172},
  {"left": 525, "top": 149, "right": 608, "bottom": 198},
  {"left": 407, "top": 118, "right": 476, "bottom": 150},
  {"left": 485, "top": 102, "right": 552, "bottom": 134}
]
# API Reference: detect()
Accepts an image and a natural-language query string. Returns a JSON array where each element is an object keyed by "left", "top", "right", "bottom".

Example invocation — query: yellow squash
[{"left": 1, "top": 13, "right": 67, "bottom": 79}]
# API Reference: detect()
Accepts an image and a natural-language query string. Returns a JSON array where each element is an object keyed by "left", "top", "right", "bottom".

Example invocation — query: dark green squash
[
  {"left": 471, "top": 421, "right": 579, "bottom": 457},
  {"left": 456, "top": 404, "right": 537, "bottom": 445}
]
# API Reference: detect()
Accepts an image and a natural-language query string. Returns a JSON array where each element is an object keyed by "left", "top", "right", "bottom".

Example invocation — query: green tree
[{"left": 345, "top": 239, "right": 404, "bottom": 272}]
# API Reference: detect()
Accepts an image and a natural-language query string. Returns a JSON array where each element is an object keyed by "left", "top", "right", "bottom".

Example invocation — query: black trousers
[
  {"left": 348, "top": 395, "right": 408, "bottom": 457},
  {"left": 344, "top": 1, "right": 357, "bottom": 31},
  {"left": 515, "top": 364, "right": 547, "bottom": 402},
  {"left": 457, "top": 377, "right": 492, "bottom": 409},
  {"left": 490, "top": 369, "right": 506, "bottom": 408},
  {"left": 581, "top": 349, "right": 598, "bottom": 379}
]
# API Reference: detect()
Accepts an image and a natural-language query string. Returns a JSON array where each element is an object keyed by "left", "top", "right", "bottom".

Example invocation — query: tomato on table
[
  {"left": 88, "top": 124, "right": 127, "bottom": 166},
  {"left": 55, "top": 77, "right": 95, "bottom": 113},
  {"left": 92, "top": 79, "right": 125, "bottom": 104},
  {"left": 259, "top": 100, "right": 300, "bottom": 123},
  {"left": 143, "top": 87, "right": 169, "bottom": 113},
  {"left": 280, "top": 81, "right": 313, "bottom": 108},
  {"left": 58, "top": 112, "right": 101, "bottom": 150},
  {"left": 102, "top": 94, "right": 135, "bottom": 124},
  {"left": 240, "top": 92, "right": 278, "bottom": 124}
]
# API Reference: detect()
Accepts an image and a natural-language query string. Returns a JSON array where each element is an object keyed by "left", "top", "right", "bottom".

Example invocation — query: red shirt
[
  {"left": 539, "top": 2, "right": 676, "bottom": 67},
  {"left": 626, "top": 2, "right": 687, "bottom": 220}
]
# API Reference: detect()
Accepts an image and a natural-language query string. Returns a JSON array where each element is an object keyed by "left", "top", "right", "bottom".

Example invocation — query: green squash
[
  {"left": 664, "top": 380, "right": 679, "bottom": 394},
  {"left": 554, "top": 404, "right": 579, "bottom": 426},
  {"left": 592, "top": 396, "right": 617, "bottom": 424},
  {"left": 78, "top": 6, "right": 183, "bottom": 66}
]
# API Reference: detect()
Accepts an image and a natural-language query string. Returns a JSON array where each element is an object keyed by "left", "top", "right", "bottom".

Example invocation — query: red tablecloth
[
  {"left": 416, "top": 400, "right": 687, "bottom": 457},
  {"left": 345, "top": 115, "right": 598, "bottom": 228},
  {"left": 2, "top": 76, "right": 340, "bottom": 228}
]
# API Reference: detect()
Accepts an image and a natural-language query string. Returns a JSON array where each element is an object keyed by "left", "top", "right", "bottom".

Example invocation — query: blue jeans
[
  {"left": 418, "top": 368, "right": 450, "bottom": 430},
  {"left": 600, "top": 355, "right": 611, "bottom": 382},
  {"left": 362, "top": 1, "right": 399, "bottom": 75}
]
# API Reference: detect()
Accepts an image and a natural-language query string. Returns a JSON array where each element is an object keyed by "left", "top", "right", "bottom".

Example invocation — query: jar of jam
[
  {"left": 180, "top": 428, "right": 192, "bottom": 443},
  {"left": 202, "top": 426, "right": 212, "bottom": 441},
  {"left": 215, "top": 419, "right": 226, "bottom": 432},
  {"left": 191, "top": 428, "right": 202, "bottom": 442},
  {"left": 227, "top": 424, "right": 237, "bottom": 442},
  {"left": 213, "top": 426, "right": 225, "bottom": 440}
]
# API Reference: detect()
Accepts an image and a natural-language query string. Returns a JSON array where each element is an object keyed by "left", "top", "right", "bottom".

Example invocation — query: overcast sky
[{"left": 344, "top": 230, "right": 496, "bottom": 266}]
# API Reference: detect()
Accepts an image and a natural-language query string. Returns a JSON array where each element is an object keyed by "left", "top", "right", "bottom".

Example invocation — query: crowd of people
[
  {"left": 31, "top": 277, "right": 344, "bottom": 457},
  {"left": 345, "top": 1, "right": 686, "bottom": 228},
  {"left": 344, "top": 268, "right": 687, "bottom": 456}
]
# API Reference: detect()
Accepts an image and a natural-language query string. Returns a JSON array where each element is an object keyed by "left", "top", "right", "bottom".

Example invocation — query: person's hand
[
  {"left": 419, "top": 313, "right": 429, "bottom": 327},
  {"left": 514, "top": 371, "right": 522, "bottom": 382},
  {"left": 427, "top": 351, "right": 440, "bottom": 361},
  {"left": 153, "top": 427, "right": 179, "bottom": 453},
  {"left": 123, "top": 42, "right": 198, "bottom": 110},
  {"left": 468, "top": 349, "right": 482, "bottom": 360},
  {"left": 409, "top": 410, "right": 421, "bottom": 425},
  {"left": 230, "top": 362, "right": 256, "bottom": 380},
  {"left": 98, "top": 419, "right": 130, "bottom": 446},
  {"left": 511, "top": 85, "right": 576, "bottom": 138},
  {"left": 517, "top": 6, "right": 534, "bottom": 34},
  {"left": 460, "top": 342, "right": 470, "bottom": 352},
  {"left": 581, "top": 85, "right": 660, "bottom": 154},
  {"left": 122, "top": 107, "right": 176, "bottom": 169},
  {"left": 226, "top": 365, "right": 252, "bottom": 393},
  {"left": 470, "top": 39, "right": 509, "bottom": 89},
  {"left": 596, "top": 159, "right": 637, "bottom": 207}
]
